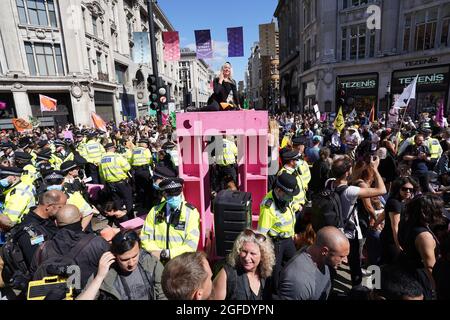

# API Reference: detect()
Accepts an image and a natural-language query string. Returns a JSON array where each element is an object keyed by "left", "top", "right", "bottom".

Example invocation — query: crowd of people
[{"left": 0, "top": 105, "right": 449, "bottom": 301}]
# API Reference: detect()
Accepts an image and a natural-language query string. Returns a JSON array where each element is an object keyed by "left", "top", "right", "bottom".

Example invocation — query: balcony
[
  {"left": 303, "top": 61, "right": 311, "bottom": 71},
  {"left": 97, "top": 72, "right": 109, "bottom": 82}
]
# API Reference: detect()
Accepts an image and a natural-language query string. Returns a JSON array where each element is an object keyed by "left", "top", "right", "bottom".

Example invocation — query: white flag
[
  {"left": 393, "top": 75, "right": 418, "bottom": 110},
  {"left": 349, "top": 108, "right": 357, "bottom": 118},
  {"left": 313, "top": 104, "right": 320, "bottom": 120}
]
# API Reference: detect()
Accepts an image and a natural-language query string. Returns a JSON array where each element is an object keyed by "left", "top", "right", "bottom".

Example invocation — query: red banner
[{"left": 163, "top": 31, "right": 180, "bottom": 61}]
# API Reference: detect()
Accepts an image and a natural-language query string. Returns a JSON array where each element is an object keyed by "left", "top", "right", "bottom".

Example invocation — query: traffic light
[
  {"left": 336, "top": 84, "right": 346, "bottom": 109},
  {"left": 147, "top": 74, "right": 158, "bottom": 110},
  {"left": 157, "top": 84, "right": 168, "bottom": 108}
]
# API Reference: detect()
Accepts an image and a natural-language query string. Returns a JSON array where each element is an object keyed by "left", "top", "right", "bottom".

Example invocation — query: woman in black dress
[
  {"left": 380, "top": 176, "right": 419, "bottom": 264},
  {"left": 188, "top": 62, "right": 240, "bottom": 112}
]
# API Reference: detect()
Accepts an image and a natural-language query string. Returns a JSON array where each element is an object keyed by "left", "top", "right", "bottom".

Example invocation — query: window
[
  {"left": 25, "top": 42, "right": 63, "bottom": 76},
  {"left": 343, "top": 0, "right": 369, "bottom": 9},
  {"left": 18, "top": 0, "right": 57, "bottom": 27},
  {"left": 16, "top": 0, "right": 27, "bottom": 24},
  {"left": 105, "top": 55, "right": 109, "bottom": 74},
  {"left": 369, "top": 29, "right": 375, "bottom": 57},
  {"left": 441, "top": 6, "right": 450, "bottom": 47},
  {"left": 403, "top": 15, "right": 411, "bottom": 51},
  {"left": 96, "top": 52, "right": 102, "bottom": 73},
  {"left": 115, "top": 63, "right": 128, "bottom": 85},
  {"left": 87, "top": 47, "right": 91, "bottom": 73},
  {"left": 345, "top": 24, "right": 368, "bottom": 60},
  {"left": 342, "top": 27, "right": 347, "bottom": 60},
  {"left": 92, "top": 16, "right": 98, "bottom": 37},
  {"left": 25, "top": 42, "right": 37, "bottom": 75},
  {"left": 414, "top": 8, "right": 438, "bottom": 51},
  {"left": 82, "top": 8, "right": 87, "bottom": 31}
]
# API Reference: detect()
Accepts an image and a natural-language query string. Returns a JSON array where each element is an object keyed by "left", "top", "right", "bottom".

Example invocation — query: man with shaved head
[
  {"left": 34, "top": 204, "right": 110, "bottom": 289},
  {"left": 13, "top": 190, "right": 67, "bottom": 268},
  {"left": 277, "top": 227, "right": 350, "bottom": 300}
]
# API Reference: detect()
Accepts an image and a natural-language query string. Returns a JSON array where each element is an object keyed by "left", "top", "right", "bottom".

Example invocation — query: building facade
[
  {"left": 179, "top": 48, "right": 214, "bottom": 109},
  {"left": 247, "top": 42, "right": 263, "bottom": 109},
  {"left": 275, "top": 0, "right": 450, "bottom": 117},
  {"left": 0, "top": 0, "right": 181, "bottom": 127}
]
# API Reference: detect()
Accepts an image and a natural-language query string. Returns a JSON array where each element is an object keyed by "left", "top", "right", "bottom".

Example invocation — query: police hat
[
  {"left": 153, "top": 163, "right": 178, "bottom": 180},
  {"left": 0, "top": 166, "right": 23, "bottom": 178},
  {"left": 18, "top": 137, "right": 32, "bottom": 149},
  {"left": 159, "top": 177, "right": 184, "bottom": 195},
  {"left": 275, "top": 172, "right": 300, "bottom": 197},
  {"left": 37, "top": 140, "right": 49, "bottom": 148},
  {"left": 36, "top": 148, "right": 52, "bottom": 161},
  {"left": 87, "top": 132, "right": 96, "bottom": 139},
  {"left": 60, "top": 160, "right": 78, "bottom": 174},
  {"left": 0, "top": 141, "right": 15, "bottom": 150},
  {"left": 54, "top": 140, "right": 66, "bottom": 147},
  {"left": 291, "top": 136, "right": 307, "bottom": 146},
  {"left": 43, "top": 170, "right": 64, "bottom": 181},
  {"left": 280, "top": 148, "right": 300, "bottom": 161},
  {"left": 104, "top": 142, "right": 115, "bottom": 150},
  {"left": 139, "top": 139, "right": 149, "bottom": 145},
  {"left": 14, "top": 151, "right": 32, "bottom": 162},
  {"left": 162, "top": 141, "right": 176, "bottom": 149}
]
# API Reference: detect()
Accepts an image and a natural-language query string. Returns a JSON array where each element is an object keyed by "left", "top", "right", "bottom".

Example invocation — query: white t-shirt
[{"left": 327, "top": 179, "right": 362, "bottom": 240}]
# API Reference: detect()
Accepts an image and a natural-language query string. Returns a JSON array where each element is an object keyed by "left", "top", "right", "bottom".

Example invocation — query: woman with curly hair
[
  {"left": 398, "top": 194, "right": 448, "bottom": 300},
  {"left": 212, "top": 229, "right": 275, "bottom": 300}
]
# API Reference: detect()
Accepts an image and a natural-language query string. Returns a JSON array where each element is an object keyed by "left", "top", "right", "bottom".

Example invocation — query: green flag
[
  {"left": 170, "top": 111, "right": 176, "bottom": 128},
  {"left": 243, "top": 99, "right": 249, "bottom": 109}
]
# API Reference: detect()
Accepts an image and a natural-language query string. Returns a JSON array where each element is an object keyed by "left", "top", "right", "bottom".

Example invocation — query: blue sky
[{"left": 158, "top": 0, "right": 278, "bottom": 83}]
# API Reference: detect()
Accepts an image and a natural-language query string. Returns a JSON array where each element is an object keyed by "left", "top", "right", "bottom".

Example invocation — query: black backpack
[
  {"left": 1, "top": 226, "right": 38, "bottom": 290},
  {"left": 311, "top": 182, "right": 356, "bottom": 232},
  {"left": 30, "top": 233, "right": 96, "bottom": 282}
]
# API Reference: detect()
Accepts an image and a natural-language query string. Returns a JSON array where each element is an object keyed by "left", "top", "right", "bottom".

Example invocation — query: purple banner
[
  {"left": 227, "top": 27, "right": 244, "bottom": 57},
  {"left": 194, "top": 29, "right": 213, "bottom": 59}
]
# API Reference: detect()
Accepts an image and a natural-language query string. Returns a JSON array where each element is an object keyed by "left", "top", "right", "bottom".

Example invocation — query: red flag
[
  {"left": 39, "top": 94, "right": 57, "bottom": 112},
  {"left": 91, "top": 112, "right": 107, "bottom": 132},
  {"left": 163, "top": 31, "right": 180, "bottom": 61},
  {"left": 369, "top": 103, "right": 375, "bottom": 123},
  {"left": 162, "top": 112, "right": 169, "bottom": 126}
]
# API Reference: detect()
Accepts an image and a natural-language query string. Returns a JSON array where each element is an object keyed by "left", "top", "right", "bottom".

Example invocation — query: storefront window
[{"left": 392, "top": 65, "right": 449, "bottom": 117}]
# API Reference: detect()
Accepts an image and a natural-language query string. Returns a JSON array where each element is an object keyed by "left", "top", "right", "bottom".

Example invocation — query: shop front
[
  {"left": 336, "top": 73, "right": 379, "bottom": 114},
  {"left": 94, "top": 91, "right": 115, "bottom": 123},
  {"left": 0, "top": 92, "right": 16, "bottom": 119},
  {"left": 28, "top": 91, "right": 73, "bottom": 127},
  {"left": 392, "top": 64, "right": 450, "bottom": 118}
]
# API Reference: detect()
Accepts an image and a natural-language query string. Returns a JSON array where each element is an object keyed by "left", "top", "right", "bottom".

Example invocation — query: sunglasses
[
  {"left": 243, "top": 229, "right": 266, "bottom": 242},
  {"left": 113, "top": 231, "right": 139, "bottom": 244},
  {"left": 401, "top": 187, "right": 414, "bottom": 193}
]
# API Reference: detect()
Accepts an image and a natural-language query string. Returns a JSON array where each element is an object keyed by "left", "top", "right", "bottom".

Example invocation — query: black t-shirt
[
  {"left": 403, "top": 144, "right": 431, "bottom": 173},
  {"left": 208, "top": 78, "right": 240, "bottom": 106},
  {"left": 381, "top": 197, "right": 404, "bottom": 246}
]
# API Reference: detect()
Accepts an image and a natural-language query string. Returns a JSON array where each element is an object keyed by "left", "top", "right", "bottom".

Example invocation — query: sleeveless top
[{"left": 223, "top": 263, "right": 267, "bottom": 300}]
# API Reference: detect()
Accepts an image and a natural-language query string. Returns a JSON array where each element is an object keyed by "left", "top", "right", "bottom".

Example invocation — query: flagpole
[{"left": 395, "top": 104, "right": 410, "bottom": 153}]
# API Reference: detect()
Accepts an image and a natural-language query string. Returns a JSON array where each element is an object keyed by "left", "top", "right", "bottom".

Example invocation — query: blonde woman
[
  {"left": 187, "top": 62, "right": 241, "bottom": 112},
  {"left": 212, "top": 229, "right": 275, "bottom": 300}
]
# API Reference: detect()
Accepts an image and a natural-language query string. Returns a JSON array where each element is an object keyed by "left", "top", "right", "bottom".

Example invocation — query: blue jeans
[{"left": 366, "top": 229, "right": 382, "bottom": 266}]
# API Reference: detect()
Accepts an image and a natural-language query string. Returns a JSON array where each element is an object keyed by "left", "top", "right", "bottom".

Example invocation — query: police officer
[
  {"left": 422, "top": 127, "right": 442, "bottom": 170},
  {"left": 162, "top": 140, "right": 179, "bottom": 170},
  {"left": 60, "top": 160, "right": 87, "bottom": 196},
  {"left": 151, "top": 162, "right": 178, "bottom": 206},
  {"left": 14, "top": 151, "right": 38, "bottom": 185},
  {"left": 140, "top": 178, "right": 200, "bottom": 263},
  {"left": 291, "top": 136, "right": 312, "bottom": 192},
  {"left": 0, "top": 141, "right": 15, "bottom": 164},
  {"left": 258, "top": 172, "right": 299, "bottom": 294},
  {"left": 13, "top": 190, "right": 67, "bottom": 268},
  {"left": 0, "top": 166, "right": 36, "bottom": 229},
  {"left": 79, "top": 132, "right": 105, "bottom": 184},
  {"left": 98, "top": 143, "right": 133, "bottom": 219},
  {"left": 214, "top": 135, "right": 238, "bottom": 190},
  {"left": 277, "top": 148, "right": 306, "bottom": 217},
  {"left": 130, "top": 139, "right": 153, "bottom": 210}
]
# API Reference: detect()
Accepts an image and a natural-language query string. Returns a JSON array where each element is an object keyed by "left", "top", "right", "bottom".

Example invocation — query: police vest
[
  {"left": 2, "top": 181, "right": 36, "bottom": 225},
  {"left": 216, "top": 139, "right": 237, "bottom": 166},
  {"left": 257, "top": 192, "right": 295, "bottom": 238},
  {"left": 82, "top": 141, "right": 104, "bottom": 164},
  {"left": 130, "top": 147, "right": 152, "bottom": 167},
  {"left": 99, "top": 152, "right": 130, "bottom": 183},
  {"left": 140, "top": 201, "right": 200, "bottom": 259}
]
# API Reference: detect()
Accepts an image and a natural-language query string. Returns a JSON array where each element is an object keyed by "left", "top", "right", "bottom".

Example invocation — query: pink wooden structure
[{"left": 176, "top": 110, "right": 269, "bottom": 257}]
